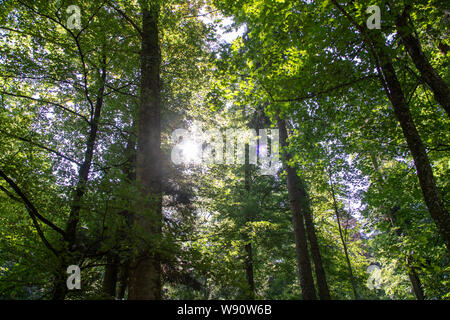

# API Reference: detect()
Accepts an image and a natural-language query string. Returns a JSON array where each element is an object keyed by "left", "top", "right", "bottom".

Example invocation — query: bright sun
[{"left": 180, "top": 140, "right": 202, "bottom": 164}]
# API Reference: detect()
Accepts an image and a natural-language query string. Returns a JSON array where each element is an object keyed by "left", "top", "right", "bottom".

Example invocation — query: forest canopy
[{"left": 0, "top": 0, "right": 448, "bottom": 300}]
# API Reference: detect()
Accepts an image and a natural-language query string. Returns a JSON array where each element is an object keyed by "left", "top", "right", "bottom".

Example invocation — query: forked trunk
[{"left": 278, "top": 117, "right": 317, "bottom": 300}]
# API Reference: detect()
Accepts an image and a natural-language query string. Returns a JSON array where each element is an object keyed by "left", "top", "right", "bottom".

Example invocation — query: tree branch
[
  {"left": 0, "top": 129, "right": 82, "bottom": 166},
  {"left": 106, "top": 0, "right": 142, "bottom": 36},
  {"left": 0, "top": 169, "right": 64, "bottom": 257},
  {"left": 1, "top": 91, "right": 90, "bottom": 124},
  {"left": 0, "top": 169, "right": 65, "bottom": 237}
]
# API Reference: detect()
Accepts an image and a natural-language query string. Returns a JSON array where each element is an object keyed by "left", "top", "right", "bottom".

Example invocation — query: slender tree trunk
[
  {"left": 328, "top": 173, "right": 358, "bottom": 300},
  {"left": 128, "top": 1, "right": 162, "bottom": 300},
  {"left": 396, "top": 9, "right": 450, "bottom": 117},
  {"left": 64, "top": 64, "right": 107, "bottom": 251},
  {"left": 243, "top": 242, "right": 255, "bottom": 298},
  {"left": 374, "top": 44, "right": 450, "bottom": 251},
  {"left": 407, "top": 262, "right": 424, "bottom": 300},
  {"left": 331, "top": 0, "right": 450, "bottom": 253},
  {"left": 243, "top": 148, "right": 255, "bottom": 299},
  {"left": 51, "top": 60, "right": 107, "bottom": 300},
  {"left": 115, "top": 130, "right": 135, "bottom": 300},
  {"left": 278, "top": 117, "right": 317, "bottom": 300}
]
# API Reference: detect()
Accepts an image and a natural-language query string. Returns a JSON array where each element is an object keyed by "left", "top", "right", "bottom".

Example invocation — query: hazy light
[{"left": 180, "top": 139, "right": 202, "bottom": 164}]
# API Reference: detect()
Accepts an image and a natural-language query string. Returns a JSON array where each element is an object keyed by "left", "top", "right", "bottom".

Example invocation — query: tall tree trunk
[
  {"left": 64, "top": 63, "right": 107, "bottom": 251},
  {"left": 115, "top": 129, "right": 135, "bottom": 300},
  {"left": 128, "top": 1, "right": 162, "bottom": 300},
  {"left": 243, "top": 146, "right": 255, "bottom": 299},
  {"left": 374, "top": 43, "right": 450, "bottom": 251},
  {"left": 298, "top": 177, "right": 331, "bottom": 300},
  {"left": 331, "top": 0, "right": 450, "bottom": 253},
  {"left": 52, "top": 59, "right": 107, "bottom": 300},
  {"left": 103, "top": 253, "right": 119, "bottom": 299},
  {"left": 328, "top": 172, "right": 358, "bottom": 300},
  {"left": 278, "top": 119, "right": 330, "bottom": 299},
  {"left": 278, "top": 117, "right": 317, "bottom": 300},
  {"left": 396, "top": 8, "right": 450, "bottom": 117}
]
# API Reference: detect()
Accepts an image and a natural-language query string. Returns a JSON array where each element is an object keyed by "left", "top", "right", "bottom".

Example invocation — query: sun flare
[{"left": 180, "top": 140, "right": 202, "bottom": 164}]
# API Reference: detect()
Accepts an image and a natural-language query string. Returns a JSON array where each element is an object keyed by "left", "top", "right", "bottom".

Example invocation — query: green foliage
[{"left": 0, "top": 0, "right": 448, "bottom": 300}]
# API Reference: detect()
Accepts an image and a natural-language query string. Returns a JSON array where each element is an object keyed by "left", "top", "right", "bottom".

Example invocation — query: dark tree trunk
[
  {"left": 243, "top": 150, "right": 255, "bottom": 299},
  {"left": 298, "top": 178, "right": 330, "bottom": 300},
  {"left": 278, "top": 120, "right": 329, "bottom": 299},
  {"left": 103, "top": 254, "right": 119, "bottom": 299},
  {"left": 51, "top": 60, "right": 107, "bottom": 300},
  {"left": 407, "top": 263, "right": 425, "bottom": 300},
  {"left": 331, "top": 0, "right": 450, "bottom": 253},
  {"left": 374, "top": 43, "right": 450, "bottom": 252},
  {"left": 116, "top": 130, "right": 135, "bottom": 300},
  {"left": 64, "top": 64, "right": 107, "bottom": 249},
  {"left": 128, "top": 1, "right": 162, "bottom": 300},
  {"left": 243, "top": 242, "right": 255, "bottom": 298},
  {"left": 278, "top": 117, "right": 317, "bottom": 300},
  {"left": 51, "top": 262, "right": 69, "bottom": 300},
  {"left": 396, "top": 9, "right": 450, "bottom": 117}
]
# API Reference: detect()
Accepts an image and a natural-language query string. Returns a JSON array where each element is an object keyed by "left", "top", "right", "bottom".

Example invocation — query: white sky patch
[
  {"left": 198, "top": 9, "right": 245, "bottom": 44},
  {"left": 219, "top": 17, "right": 246, "bottom": 44}
]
